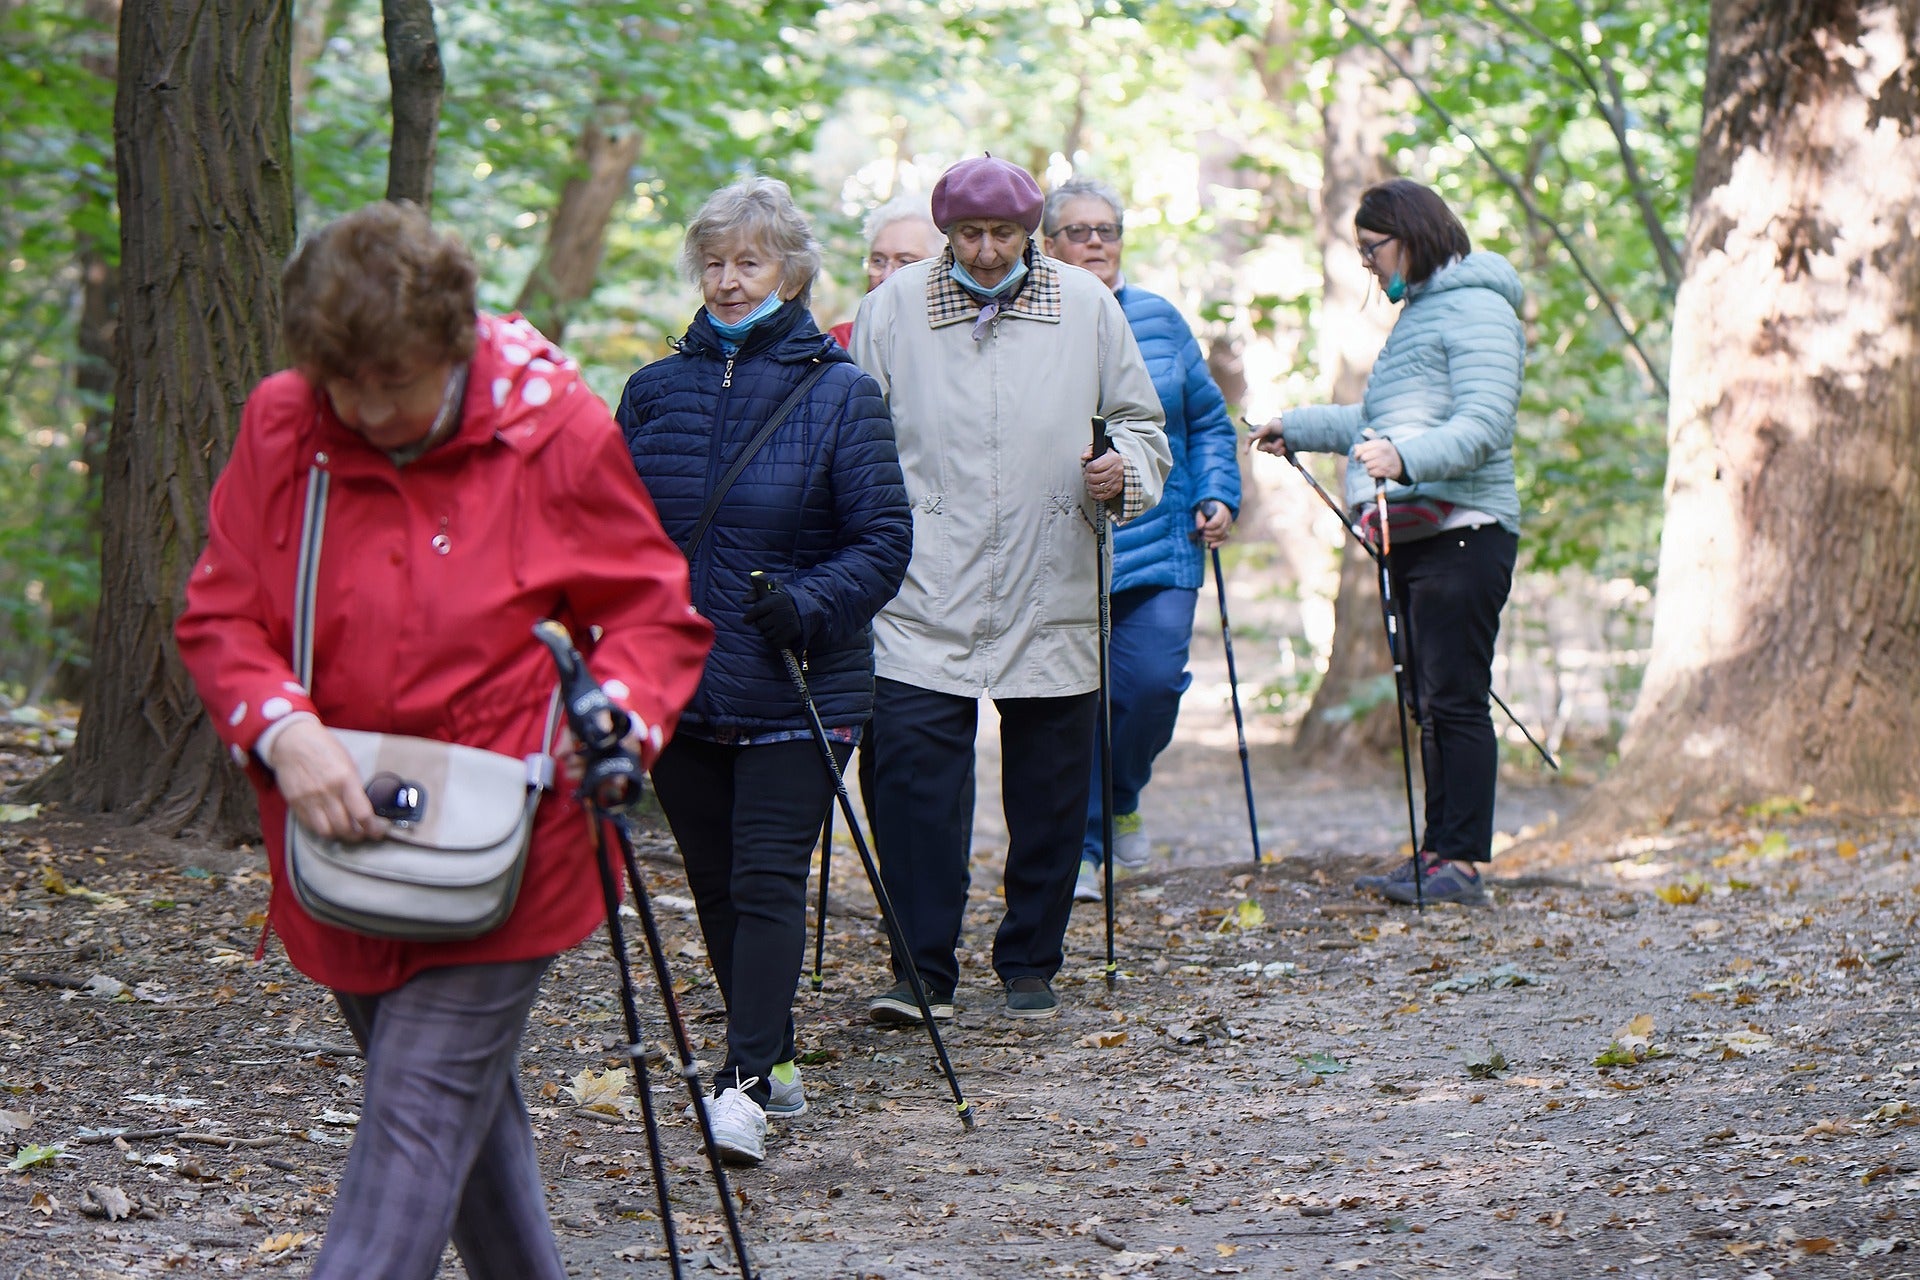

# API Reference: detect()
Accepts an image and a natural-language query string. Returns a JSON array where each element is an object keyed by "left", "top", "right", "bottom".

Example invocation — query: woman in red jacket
[{"left": 174, "top": 202, "right": 712, "bottom": 1280}]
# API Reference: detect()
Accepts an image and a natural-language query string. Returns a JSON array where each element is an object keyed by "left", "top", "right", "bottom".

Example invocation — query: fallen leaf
[
  {"left": 80, "top": 1185, "right": 132, "bottom": 1221},
  {"left": 0, "top": 1109, "right": 33, "bottom": 1136},
  {"left": 254, "top": 1231, "right": 317, "bottom": 1255}
]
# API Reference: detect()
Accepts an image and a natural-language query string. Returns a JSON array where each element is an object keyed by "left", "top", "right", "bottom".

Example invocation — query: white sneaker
[
  {"left": 699, "top": 1085, "right": 767, "bottom": 1166},
  {"left": 765, "top": 1063, "right": 806, "bottom": 1117},
  {"left": 1074, "top": 860, "right": 1102, "bottom": 903}
]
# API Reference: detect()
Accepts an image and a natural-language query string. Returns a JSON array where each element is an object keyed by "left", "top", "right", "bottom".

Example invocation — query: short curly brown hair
[{"left": 281, "top": 202, "right": 478, "bottom": 382}]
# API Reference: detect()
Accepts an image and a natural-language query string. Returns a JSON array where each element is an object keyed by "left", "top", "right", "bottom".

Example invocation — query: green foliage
[
  {"left": 1358, "top": 0, "right": 1707, "bottom": 583},
  {"left": 0, "top": 3, "right": 110, "bottom": 696}
]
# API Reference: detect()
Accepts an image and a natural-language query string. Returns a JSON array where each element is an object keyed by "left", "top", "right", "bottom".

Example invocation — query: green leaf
[{"left": 7, "top": 1142, "right": 68, "bottom": 1171}]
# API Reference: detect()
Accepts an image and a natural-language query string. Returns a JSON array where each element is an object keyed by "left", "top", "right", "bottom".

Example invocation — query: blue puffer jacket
[
  {"left": 1111, "top": 285, "right": 1242, "bottom": 593},
  {"left": 616, "top": 300, "right": 911, "bottom": 734},
  {"left": 1282, "top": 252, "right": 1525, "bottom": 534}
]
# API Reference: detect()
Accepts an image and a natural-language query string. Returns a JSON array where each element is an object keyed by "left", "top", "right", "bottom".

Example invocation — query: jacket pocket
[
  {"left": 1036, "top": 490, "right": 1098, "bottom": 631},
  {"left": 896, "top": 492, "right": 949, "bottom": 617}
]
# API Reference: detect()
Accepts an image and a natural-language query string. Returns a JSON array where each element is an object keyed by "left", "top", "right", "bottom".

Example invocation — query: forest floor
[{"left": 1, "top": 626, "right": 1917, "bottom": 1278}]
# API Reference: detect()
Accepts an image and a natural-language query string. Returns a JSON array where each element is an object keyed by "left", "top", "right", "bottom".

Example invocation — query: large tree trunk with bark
[
  {"left": 513, "top": 116, "right": 643, "bottom": 341},
  {"left": 1289, "top": 37, "right": 1400, "bottom": 764},
  {"left": 25, "top": 1, "right": 295, "bottom": 839},
  {"left": 382, "top": 0, "right": 441, "bottom": 207},
  {"left": 1591, "top": 0, "right": 1920, "bottom": 824}
]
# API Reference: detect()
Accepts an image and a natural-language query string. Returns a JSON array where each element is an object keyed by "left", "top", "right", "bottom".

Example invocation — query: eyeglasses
[
  {"left": 366, "top": 773, "right": 427, "bottom": 826},
  {"left": 1053, "top": 223, "right": 1123, "bottom": 245},
  {"left": 1357, "top": 235, "right": 1395, "bottom": 262},
  {"left": 865, "top": 253, "right": 926, "bottom": 273}
]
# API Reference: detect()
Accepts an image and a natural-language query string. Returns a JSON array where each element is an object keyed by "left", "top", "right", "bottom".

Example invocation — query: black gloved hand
[{"left": 742, "top": 587, "right": 805, "bottom": 652}]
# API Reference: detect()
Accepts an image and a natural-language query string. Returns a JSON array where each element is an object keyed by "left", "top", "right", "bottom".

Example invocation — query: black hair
[{"left": 1354, "top": 179, "right": 1471, "bottom": 286}]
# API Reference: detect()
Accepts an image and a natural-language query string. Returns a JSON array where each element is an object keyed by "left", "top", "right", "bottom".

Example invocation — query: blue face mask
[
  {"left": 707, "top": 289, "right": 786, "bottom": 342},
  {"left": 1385, "top": 273, "right": 1408, "bottom": 303},
  {"left": 950, "top": 256, "right": 1029, "bottom": 299}
]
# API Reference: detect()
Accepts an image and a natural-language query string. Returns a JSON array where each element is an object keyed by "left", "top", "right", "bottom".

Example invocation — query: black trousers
[
  {"left": 1392, "top": 524, "right": 1518, "bottom": 864},
  {"left": 650, "top": 734, "right": 848, "bottom": 1105},
  {"left": 868, "top": 677, "right": 1098, "bottom": 997}
]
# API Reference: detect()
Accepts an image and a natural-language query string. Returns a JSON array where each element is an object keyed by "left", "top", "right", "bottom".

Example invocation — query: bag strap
[
  {"left": 292, "top": 463, "right": 564, "bottom": 791},
  {"left": 682, "top": 359, "right": 834, "bottom": 560}
]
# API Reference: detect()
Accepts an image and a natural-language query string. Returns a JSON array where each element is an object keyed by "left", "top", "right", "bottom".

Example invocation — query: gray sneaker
[
  {"left": 1382, "top": 859, "right": 1488, "bottom": 907},
  {"left": 698, "top": 1085, "right": 767, "bottom": 1166},
  {"left": 1355, "top": 855, "right": 1425, "bottom": 894},
  {"left": 765, "top": 1062, "right": 806, "bottom": 1118},
  {"left": 1004, "top": 976, "right": 1059, "bottom": 1019},
  {"left": 867, "top": 982, "right": 954, "bottom": 1025}
]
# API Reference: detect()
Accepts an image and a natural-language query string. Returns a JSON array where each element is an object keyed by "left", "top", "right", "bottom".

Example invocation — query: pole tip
[{"left": 957, "top": 1102, "right": 977, "bottom": 1131}]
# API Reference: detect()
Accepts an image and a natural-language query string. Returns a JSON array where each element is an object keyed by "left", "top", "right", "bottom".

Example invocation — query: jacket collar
[
  {"left": 925, "top": 244, "right": 1062, "bottom": 331},
  {"left": 678, "top": 297, "right": 837, "bottom": 364}
]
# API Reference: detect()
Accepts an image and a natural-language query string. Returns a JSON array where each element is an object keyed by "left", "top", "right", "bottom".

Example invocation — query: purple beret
[{"left": 930, "top": 156, "right": 1044, "bottom": 234}]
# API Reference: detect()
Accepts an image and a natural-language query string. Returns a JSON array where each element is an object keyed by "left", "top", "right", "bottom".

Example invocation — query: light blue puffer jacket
[{"left": 1282, "top": 251, "right": 1525, "bottom": 534}]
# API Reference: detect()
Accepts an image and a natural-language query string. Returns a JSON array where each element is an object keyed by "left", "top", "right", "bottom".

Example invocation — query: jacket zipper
[{"left": 722, "top": 357, "right": 734, "bottom": 389}]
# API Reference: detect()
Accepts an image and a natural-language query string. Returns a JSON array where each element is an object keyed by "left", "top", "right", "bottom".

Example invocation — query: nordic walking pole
[
  {"left": 810, "top": 806, "right": 832, "bottom": 990},
  {"left": 747, "top": 575, "right": 976, "bottom": 1131},
  {"left": 1250, "top": 419, "right": 1557, "bottom": 770},
  {"left": 532, "top": 621, "right": 755, "bottom": 1280},
  {"left": 1359, "top": 427, "right": 1423, "bottom": 915},
  {"left": 1201, "top": 501, "right": 1262, "bottom": 864},
  {"left": 1090, "top": 417, "right": 1118, "bottom": 990}
]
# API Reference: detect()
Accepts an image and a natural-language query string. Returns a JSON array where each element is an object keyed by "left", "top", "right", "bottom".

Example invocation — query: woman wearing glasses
[
  {"left": 175, "top": 202, "right": 712, "bottom": 1279},
  {"left": 617, "top": 176, "right": 911, "bottom": 1164},
  {"left": 1041, "top": 178, "right": 1242, "bottom": 904},
  {"left": 1251, "top": 178, "right": 1526, "bottom": 907},
  {"left": 828, "top": 195, "right": 943, "bottom": 349}
]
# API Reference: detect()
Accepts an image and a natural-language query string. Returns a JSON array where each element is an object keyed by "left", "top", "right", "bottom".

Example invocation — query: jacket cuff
[{"left": 1114, "top": 459, "right": 1148, "bottom": 524}]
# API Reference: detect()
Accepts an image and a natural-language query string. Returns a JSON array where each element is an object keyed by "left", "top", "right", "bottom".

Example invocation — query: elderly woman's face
[
  {"left": 322, "top": 356, "right": 456, "bottom": 451},
  {"left": 1044, "top": 195, "right": 1124, "bottom": 292},
  {"left": 866, "top": 218, "right": 942, "bottom": 291},
  {"left": 948, "top": 219, "right": 1028, "bottom": 289},
  {"left": 701, "top": 235, "right": 788, "bottom": 325}
]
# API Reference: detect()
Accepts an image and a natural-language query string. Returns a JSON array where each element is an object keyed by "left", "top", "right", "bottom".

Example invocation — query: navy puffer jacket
[{"left": 616, "top": 300, "right": 911, "bottom": 734}]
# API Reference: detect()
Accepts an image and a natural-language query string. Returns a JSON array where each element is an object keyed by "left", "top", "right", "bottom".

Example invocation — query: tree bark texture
[
  {"left": 382, "top": 0, "right": 441, "bottom": 208},
  {"left": 513, "top": 116, "right": 642, "bottom": 341},
  {"left": 1598, "top": 0, "right": 1920, "bottom": 821},
  {"left": 29, "top": 0, "right": 295, "bottom": 838},
  {"left": 1289, "top": 37, "right": 1401, "bottom": 764}
]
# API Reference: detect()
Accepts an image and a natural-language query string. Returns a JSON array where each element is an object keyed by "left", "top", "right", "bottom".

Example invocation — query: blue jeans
[{"left": 1082, "top": 585, "right": 1198, "bottom": 863}]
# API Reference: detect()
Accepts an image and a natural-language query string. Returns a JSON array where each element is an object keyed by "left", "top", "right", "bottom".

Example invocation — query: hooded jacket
[
  {"left": 1282, "top": 251, "right": 1526, "bottom": 534},
  {"left": 175, "top": 313, "right": 713, "bottom": 995},
  {"left": 616, "top": 299, "right": 910, "bottom": 733}
]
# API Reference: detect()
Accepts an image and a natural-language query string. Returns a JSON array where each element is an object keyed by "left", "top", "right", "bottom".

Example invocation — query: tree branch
[
  {"left": 1334, "top": 4, "right": 1670, "bottom": 399},
  {"left": 381, "top": 0, "right": 442, "bottom": 208},
  {"left": 1476, "top": 0, "right": 1684, "bottom": 287}
]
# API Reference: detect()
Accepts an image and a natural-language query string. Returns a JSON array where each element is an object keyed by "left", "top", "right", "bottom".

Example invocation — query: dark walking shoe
[
  {"left": 1354, "top": 853, "right": 1429, "bottom": 894},
  {"left": 1382, "top": 859, "right": 1488, "bottom": 906},
  {"left": 867, "top": 982, "right": 954, "bottom": 1025},
  {"left": 1004, "top": 976, "right": 1059, "bottom": 1019}
]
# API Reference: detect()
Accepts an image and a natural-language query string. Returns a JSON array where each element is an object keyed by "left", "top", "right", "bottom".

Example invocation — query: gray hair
[
  {"left": 681, "top": 175, "right": 822, "bottom": 304},
  {"left": 862, "top": 195, "right": 939, "bottom": 247},
  {"left": 1042, "top": 178, "right": 1126, "bottom": 238}
]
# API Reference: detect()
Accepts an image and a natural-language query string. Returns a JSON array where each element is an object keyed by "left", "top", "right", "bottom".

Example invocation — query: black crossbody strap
[{"left": 682, "top": 359, "right": 833, "bottom": 559}]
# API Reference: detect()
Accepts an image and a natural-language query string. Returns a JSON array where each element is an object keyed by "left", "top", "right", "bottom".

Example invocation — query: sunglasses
[
  {"left": 1358, "top": 235, "right": 1395, "bottom": 262},
  {"left": 1053, "top": 223, "right": 1123, "bottom": 245},
  {"left": 366, "top": 773, "right": 427, "bottom": 826}
]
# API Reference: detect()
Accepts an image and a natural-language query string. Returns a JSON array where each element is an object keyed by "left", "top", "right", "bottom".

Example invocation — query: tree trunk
[
  {"left": 74, "top": 0, "right": 119, "bottom": 511},
  {"left": 1289, "top": 37, "right": 1401, "bottom": 764},
  {"left": 291, "top": 0, "right": 351, "bottom": 118},
  {"left": 381, "top": 0, "right": 441, "bottom": 207},
  {"left": 1589, "top": 0, "right": 1920, "bottom": 824},
  {"left": 512, "top": 116, "right": 643, "bottom": 341},
  {"left": 25, "top": 0, "right": 295, "bottom": 840}
]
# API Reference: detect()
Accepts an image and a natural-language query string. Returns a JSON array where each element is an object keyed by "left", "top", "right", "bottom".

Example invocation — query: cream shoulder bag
[{"left": 282, "top": 464, "right": 561, "bottom": 941}]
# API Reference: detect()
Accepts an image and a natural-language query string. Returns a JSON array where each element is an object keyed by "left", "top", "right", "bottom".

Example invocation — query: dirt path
[{"left": 2, "top": 625, "right": 1916, "bottom": 1277}]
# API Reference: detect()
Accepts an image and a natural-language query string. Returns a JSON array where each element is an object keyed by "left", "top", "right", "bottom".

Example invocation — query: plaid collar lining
[{"left": 925, "top": 244, "right": 1063, "bottom": 331}]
